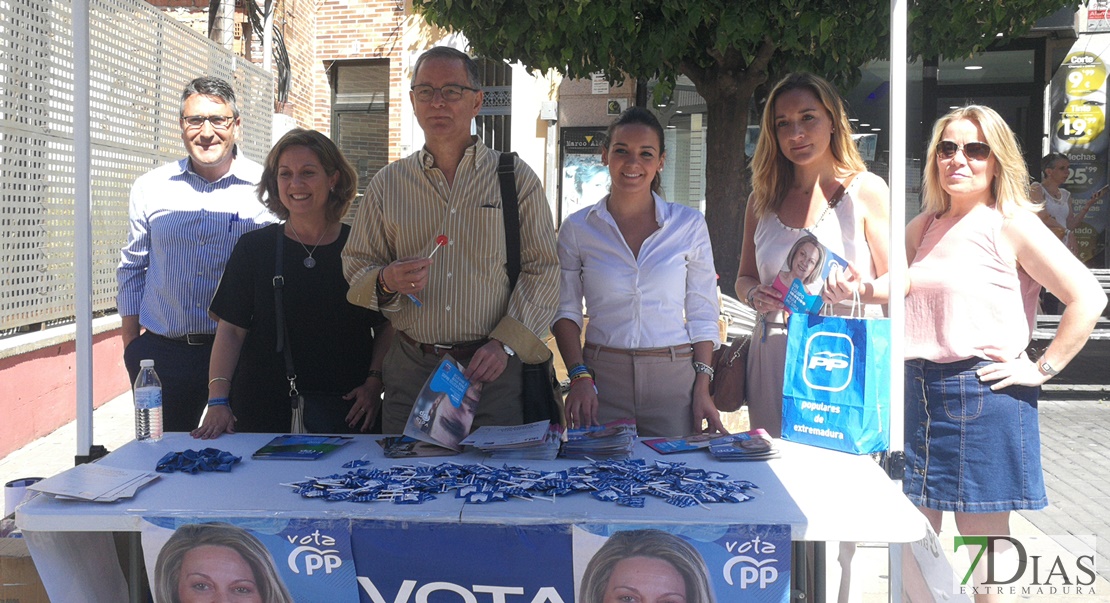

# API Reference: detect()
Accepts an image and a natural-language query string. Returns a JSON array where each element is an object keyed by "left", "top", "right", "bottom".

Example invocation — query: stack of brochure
[
  {"left": 460, "top": 421, "right": 563, "bottom": 460},
  {"left": 708, "top": 429, "right": 779, "bottom": 461},
  {"left": 560, "top": 419, "right": 637, "bottom": 460},
  {"left": 29, "top": 464, "right": 160, "bottom": 502}
]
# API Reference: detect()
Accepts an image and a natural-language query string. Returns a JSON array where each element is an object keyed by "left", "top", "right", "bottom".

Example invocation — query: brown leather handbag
[{"left": 709, "top": 333, "right": 751, "bottom": 412}]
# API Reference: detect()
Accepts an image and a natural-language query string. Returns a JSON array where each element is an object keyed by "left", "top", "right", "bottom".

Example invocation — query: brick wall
[
  {"left": 314, "top": 0, "right": 421, "bottom": 163},
  {"left": 276, "top": 0, "right": 319, "bottom": 127}
]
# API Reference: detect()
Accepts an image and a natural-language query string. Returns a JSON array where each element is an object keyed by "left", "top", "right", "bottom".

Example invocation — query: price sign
[
  {"left": 1057, "top": 98, "right": 1107, "bottom": 148},
  {"left": 1064, "top": 53, "right": 1107, "bottom": 96}
]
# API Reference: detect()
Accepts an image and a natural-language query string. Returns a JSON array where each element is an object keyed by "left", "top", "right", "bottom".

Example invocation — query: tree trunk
[{"left": 702, "top": 91, "right": 751, "bottom": 299}]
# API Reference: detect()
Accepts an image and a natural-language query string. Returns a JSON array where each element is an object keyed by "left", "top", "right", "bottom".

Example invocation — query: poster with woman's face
[{"left": 142, "top": 517, "right": 358, "bottom": 603}]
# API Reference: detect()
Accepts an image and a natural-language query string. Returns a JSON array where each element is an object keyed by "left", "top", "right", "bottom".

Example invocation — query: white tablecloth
[{"left": 17, "top": 432, "right": 926, "bottom": 602}]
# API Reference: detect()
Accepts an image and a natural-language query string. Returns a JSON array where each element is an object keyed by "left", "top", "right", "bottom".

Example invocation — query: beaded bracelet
[
  {"left": 207, "top": 397, "right": 230, "bottom": 407},
  {"left": 567, "top": 362, "right": 591, "bottom": 379},
  {"left": 377, "top": 270, "right": 396, "bottom": 295}
]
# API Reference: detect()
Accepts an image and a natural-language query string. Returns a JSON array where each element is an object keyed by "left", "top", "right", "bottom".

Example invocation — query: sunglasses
[{"left": 936, "top": 140, "right": 991, "bottom": 161}]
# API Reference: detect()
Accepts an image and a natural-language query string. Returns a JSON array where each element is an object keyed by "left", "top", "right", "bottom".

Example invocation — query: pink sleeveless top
[{"left": 905, "top": 204, "right": 1040, "bottom": 362}]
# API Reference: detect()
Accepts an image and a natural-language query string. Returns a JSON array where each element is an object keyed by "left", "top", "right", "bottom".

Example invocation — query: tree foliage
[{"left": 413, "top": 0, "right": 1081, "bottom": 295}]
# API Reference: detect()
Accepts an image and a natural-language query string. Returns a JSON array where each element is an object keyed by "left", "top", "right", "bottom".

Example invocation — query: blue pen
[{"left": 227, "top": 212, "right": 240, "bottom": 232}]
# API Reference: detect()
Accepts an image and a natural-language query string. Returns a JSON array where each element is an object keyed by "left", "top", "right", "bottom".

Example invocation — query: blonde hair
[
  {"left": 579, "top": 530, "right": 716, "bottom": 603},
  {"left": 154, "top": 522, "right": 294, "bottom": 603},
  {"left": 921, "top": 105, "right": 1035, "bottom": 217},
  {"left": 750, "top": 72, "right": 866, "bottom": 218}
]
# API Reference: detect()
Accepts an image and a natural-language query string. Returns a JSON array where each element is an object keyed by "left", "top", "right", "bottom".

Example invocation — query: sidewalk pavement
[{"left": 2, "top": 390, "right": 1109, "bottom": 602}]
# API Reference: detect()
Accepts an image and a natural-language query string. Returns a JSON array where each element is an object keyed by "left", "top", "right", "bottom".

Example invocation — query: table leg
[{"left": 128, "top": 532, "right": 144, "bottom": 603}]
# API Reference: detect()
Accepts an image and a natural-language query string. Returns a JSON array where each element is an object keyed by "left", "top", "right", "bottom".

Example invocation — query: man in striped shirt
[
  {"left": 117, "top": 76, "right": 274, "bottom": 432},
  {"left": 343, "top": 47, "right": 559, "bottom": 434}
]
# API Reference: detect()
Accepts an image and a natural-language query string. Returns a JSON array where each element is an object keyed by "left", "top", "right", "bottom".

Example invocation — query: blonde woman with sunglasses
[{"left": 905, "top": 105, "right": 1106, "bottom": 602}]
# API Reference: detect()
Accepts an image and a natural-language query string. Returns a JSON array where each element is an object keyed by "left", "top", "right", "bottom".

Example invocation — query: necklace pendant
[{"left": 303, "top": 256, "right": 316, "bottom": 269}]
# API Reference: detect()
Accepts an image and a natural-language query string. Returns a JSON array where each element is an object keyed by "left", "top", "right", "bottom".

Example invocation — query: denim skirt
[{"left": 903, "top": 358, "right": 1047, "bottom": 512}]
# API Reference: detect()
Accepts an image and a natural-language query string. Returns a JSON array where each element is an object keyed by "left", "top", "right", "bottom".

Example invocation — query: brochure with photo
[
  {"left": 771, "top": 231, "right": 847, "bottom": 315},
  {"left": 252, "top": 435, "right": 353, "bottom": 460},
  {"left": 402, "top": 355, "right": 480, "bottom": 452},
  {"left": 641, "top": 433, "right": 720, "bottom": 454},
  {"left": 709, "top": 428, "right": 780, "bottom": 461}
]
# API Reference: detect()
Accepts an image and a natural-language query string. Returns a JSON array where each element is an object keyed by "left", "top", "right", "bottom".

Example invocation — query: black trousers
[{"left": 123, "top": 332, "right": 212, "bottom": 432}]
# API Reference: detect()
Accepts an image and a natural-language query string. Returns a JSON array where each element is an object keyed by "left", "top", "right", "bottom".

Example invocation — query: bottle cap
[{"left": 140, "top": 359, "right": 155, "bottom": 368}]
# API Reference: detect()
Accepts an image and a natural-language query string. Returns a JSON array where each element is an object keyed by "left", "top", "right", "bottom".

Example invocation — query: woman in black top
[{"left": 194, "top": 129, "right": 392, "bottom": 437}]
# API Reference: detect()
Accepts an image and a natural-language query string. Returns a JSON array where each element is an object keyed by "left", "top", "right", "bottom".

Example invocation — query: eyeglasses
[
  {"left": 935, "top": 140, "right": 991, "bottom": 161},
  {"left": 410, "top": 84, "right": 480, "bottom": 103},
  {"left": 181, "top": 115, "right": 237, "bottom": 130}
]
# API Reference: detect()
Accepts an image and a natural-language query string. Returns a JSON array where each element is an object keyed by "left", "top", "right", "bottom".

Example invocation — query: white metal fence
[{"left": 0, "top": 0, "right": 272, "bottom": 332}]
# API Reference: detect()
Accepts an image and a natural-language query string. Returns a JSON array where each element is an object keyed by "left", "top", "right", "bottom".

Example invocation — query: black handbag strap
[
  {"left": 498, "top": 152, "right": 521, "bottom": 290},
  {"left": 273, "top": 227, "right": 298, "bottom": 395}
]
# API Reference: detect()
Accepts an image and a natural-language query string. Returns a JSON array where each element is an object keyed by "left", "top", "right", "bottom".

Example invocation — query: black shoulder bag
[
  {"left": 497, "top": 152, "right": 565, "bottom": 427},
  {"left": 273, "top": 228, "right": 354, "bottom": 434}
]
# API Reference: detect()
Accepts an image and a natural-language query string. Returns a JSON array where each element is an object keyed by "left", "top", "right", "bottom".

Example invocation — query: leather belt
[
  {"left": 399, "top": 331, "right": 488, "bottom": 359},
  {"left": 153, "top": 332, "right": 215, "bottom": 346},
  {"left": 584, "top": 343, "right": 693, "bottom": 358}
]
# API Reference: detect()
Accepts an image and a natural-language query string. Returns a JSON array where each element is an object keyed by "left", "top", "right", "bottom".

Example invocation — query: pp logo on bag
[{"left": 803, "top": 332, "right": 854, "bottom": 391}]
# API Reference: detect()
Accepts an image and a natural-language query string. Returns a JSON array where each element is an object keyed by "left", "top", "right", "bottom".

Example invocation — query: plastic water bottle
[{"left": 133, "top": 359, "right": 164, "bottom": 442}]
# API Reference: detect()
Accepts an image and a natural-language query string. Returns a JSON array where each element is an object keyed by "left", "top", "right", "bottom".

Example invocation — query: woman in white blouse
[{"left": 552, "top": 107, "right": 726, "bottom": 437}]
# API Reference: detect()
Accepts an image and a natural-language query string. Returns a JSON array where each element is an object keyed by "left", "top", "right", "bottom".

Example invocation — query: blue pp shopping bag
[{"left": 781, "top": 311, "right": 891, "bottom": 454}]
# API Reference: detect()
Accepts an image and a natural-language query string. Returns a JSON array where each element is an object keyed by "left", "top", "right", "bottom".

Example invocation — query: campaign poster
[
  {"left": 560, "top": 127, "right": 609, "bottom": 224},
  {"left": 573, "top": 524, "right": 792, "bottom": 603},
  {"left": 352, "top": 521, "right": 574, "bottom": 602},
  {"left": 1050, "top": 33, "right": 1110, "bottom": 264},
  {"left": 142, "top": 517, "right": 358, "bottom": 602}
]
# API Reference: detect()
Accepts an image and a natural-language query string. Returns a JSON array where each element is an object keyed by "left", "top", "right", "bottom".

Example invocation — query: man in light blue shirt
[{"left": 117, "top": 76, "right": 274, "bottom": 432}]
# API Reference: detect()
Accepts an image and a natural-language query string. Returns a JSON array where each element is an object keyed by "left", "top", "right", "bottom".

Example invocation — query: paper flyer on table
[
  {"left": 402, "top": 355, "right": 480, "bottom": 452},
  {"left": 459, "top": 420, "right": 552, "bottom": 448},
  {"left": 29, "top": 464, "right": 159, "bottom": 502}
]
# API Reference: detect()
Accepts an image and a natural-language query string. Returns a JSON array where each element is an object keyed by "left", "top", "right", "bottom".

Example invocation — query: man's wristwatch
[
  {"left": 501, "top": 343, "right": 516, "bottom": 357},
  {"left": 1038, "top": 357, "right": 1060, "bottom": 377}
]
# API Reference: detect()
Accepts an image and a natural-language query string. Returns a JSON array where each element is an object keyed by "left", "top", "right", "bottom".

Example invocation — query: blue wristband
[{"left": 207, "top": 397, "right": 230, "bottom": 407}]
